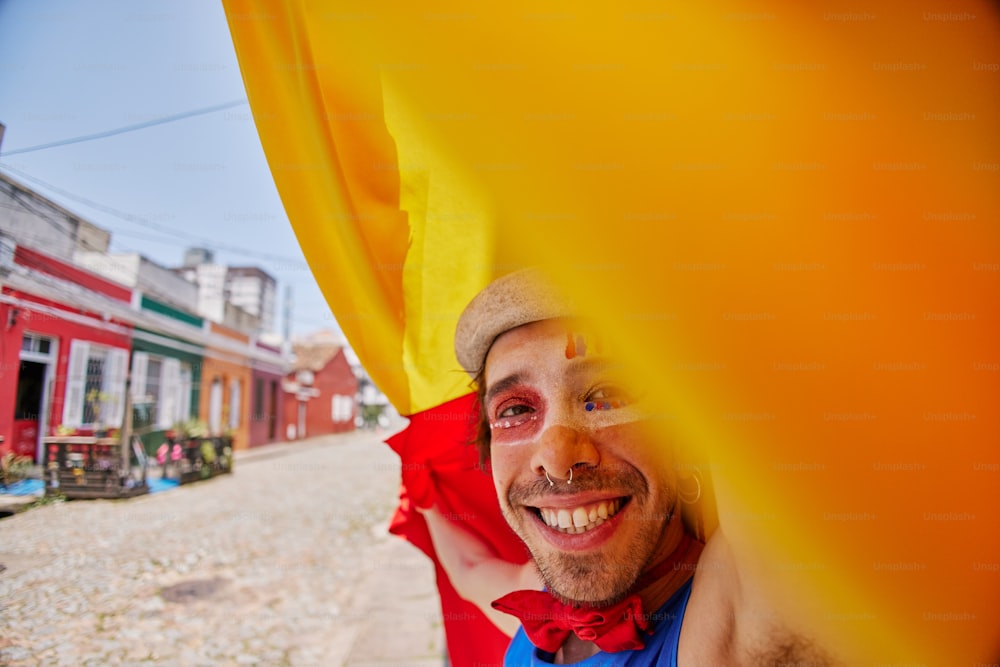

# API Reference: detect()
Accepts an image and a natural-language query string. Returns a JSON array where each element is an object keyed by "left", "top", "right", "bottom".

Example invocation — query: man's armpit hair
[{"left": 747, "top": 632, "right": 837, "bottom": 667}]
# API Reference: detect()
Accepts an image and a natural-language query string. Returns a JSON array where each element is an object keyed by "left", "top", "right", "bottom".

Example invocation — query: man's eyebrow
[{"left": 484, "top": 373, "right": 525, "bottom": 406}]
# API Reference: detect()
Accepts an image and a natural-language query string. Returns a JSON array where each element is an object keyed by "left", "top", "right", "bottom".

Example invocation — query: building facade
[
  {"left": 226, "top": 266, "right": 277, "bottom": 335},
  {"left": 199, "top": 323, "right": 252, "bottom": 450},
  {"left": 248, "top": 341, "right": 284, "bottom": 448},
  {"left": 0, "top": 246, "right": 133, "bottom": 460},
  {"left": 0, "top": 174, "right": 300, "bottom": 461},
  {"left": 129, "top": 295, "right": 206, "bottom": 451},
  {"left": 0, "top": 171, "right": 110, "bottom": 262},
  {"left": 282, "top": 342, "right": 357, "bottom": 440}
]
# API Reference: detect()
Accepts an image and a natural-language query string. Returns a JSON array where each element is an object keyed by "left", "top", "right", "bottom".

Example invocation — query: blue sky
[{"left": 0, "top": 0, "right": 339, "bottom": 338}]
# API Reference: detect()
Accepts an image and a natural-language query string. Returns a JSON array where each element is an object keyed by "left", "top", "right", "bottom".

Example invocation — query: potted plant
[
  {"left": 175, "top": 419, "right": 210, "bottom": 484},
  {"left": 0, "top": 452, "right": 33, "bottom": 490},
  {"left": 85, "top": 388, "right": 112, "bottom": 437}
]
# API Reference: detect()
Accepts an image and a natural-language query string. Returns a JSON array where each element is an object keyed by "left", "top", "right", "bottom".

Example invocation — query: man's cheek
[
  {"left": 491, "top": 450, "right": 527, "bottom": 507},
  {"left": 490, "top": 454, "right": 514, "bottom": 499}
]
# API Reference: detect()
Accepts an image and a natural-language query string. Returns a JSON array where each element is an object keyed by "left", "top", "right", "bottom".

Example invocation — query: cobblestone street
[{"left": 0, "top": 429, "right": 445, "bottom": 666}]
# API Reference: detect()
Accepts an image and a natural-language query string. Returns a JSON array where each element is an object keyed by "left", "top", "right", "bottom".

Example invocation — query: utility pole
[
  {"left": 282, "top": 284, "right": 293, "bottom": 356},
  {"left": 120, "top": 363, "right": 134, "bottom": 484}
]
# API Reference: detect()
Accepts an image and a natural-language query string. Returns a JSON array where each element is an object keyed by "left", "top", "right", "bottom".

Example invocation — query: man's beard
[{"left": 504, "top": 464, "right": 674, "bottom": 607}]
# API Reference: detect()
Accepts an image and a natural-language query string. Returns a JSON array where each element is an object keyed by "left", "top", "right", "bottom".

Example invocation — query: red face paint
[
  {"left": 488, "top": 386, "right": 546, "bottom": 445},
  {"left": 565, "top": 331, "right": 589, "bottom": 359}
]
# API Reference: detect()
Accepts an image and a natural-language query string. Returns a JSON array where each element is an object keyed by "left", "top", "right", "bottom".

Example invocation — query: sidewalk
[{"left": 0, "top": 429, "right": 445, "bottom": 666}]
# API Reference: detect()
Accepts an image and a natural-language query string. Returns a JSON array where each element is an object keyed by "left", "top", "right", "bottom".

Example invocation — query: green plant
[
  {"left": 200, "top": 440, "right": 217, "bottom": 464},
  {"left": 0, "top": 452, "right": 34, "bottom": 487},
  {"left": 86, "top": 388, "right": 111, "bottom": 427},
  {"left": 22, "top": 492, "right": 66, "bottom": 511},
  {"left": 178, "top": 419, "right": 210, "bottom": 439}
]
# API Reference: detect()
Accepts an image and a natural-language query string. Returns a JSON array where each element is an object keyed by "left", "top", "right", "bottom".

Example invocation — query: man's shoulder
[{"left": 679, "top": 531, "right": 837, "bottom": 667}]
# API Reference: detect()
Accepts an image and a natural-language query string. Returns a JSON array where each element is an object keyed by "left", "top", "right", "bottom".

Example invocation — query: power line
[
  {"left": 0, "top": 99, "right": 249, "bottom": 156},
  {"left": 0, "top": 162, "right": 303, "bottom": 265}
]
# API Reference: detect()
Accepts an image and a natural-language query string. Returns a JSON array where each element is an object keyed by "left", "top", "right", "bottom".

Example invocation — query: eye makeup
[
  {"left": 489, "top": 413, "right": 539, "bottom": 430},
  {"left": 584, "top": 400, "right": 628, "bottom": 411},
  {"left": 487, "top": 387, "right": 546, "bottom": 444}
]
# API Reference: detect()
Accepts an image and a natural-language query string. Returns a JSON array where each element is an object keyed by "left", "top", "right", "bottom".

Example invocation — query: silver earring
[{"left": 678, "top": 471, "right": 702, "bottom": 504}]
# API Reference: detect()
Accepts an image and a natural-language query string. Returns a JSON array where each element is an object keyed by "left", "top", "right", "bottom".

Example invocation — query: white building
[
  {"left": 0, "top": 172, "right": 110, "bottom": 262},
  {"left": 74, "top": 251, "right": 199, "bottom": 313},
  {"left": 226, "top": 266, "right": 277, "bottom": 335},
  {"left": 175, "top": 248, "right": 276, "bottom": 336}
]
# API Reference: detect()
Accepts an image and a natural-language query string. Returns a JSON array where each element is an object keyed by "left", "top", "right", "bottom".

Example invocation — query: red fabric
[
  {"left": 386, "top": 393, "right": 531, "bottom": 667},
  {"left": 492, "top": 590, "right": 649, "bottom": 653}
]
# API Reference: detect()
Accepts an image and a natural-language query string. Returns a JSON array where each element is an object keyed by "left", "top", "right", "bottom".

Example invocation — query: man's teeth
[{"left": 539, "top": 499, "right": 623, "bottom": 534}]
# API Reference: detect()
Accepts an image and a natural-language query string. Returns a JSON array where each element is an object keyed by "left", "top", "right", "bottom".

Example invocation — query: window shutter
[
  {"left": 131, "top": 352, "right": 149, "bottom": 401},
  {"left": 62, "top": 340, "right": 90, "bottom": 428},
  {"left": 178, "top": 366, "right": 193, "bottom": 423},
  {"left": 229, "top": 379, "right": 241, "bottom": 429},
  {"left": 158, "top": 357, "right": 181, "bottom": 429},
  {"left": 102, "top": 347, "right": 128, "bottom": 427},
  {"left": 209, "top": 379, "right": 223, "bottom": 434}
]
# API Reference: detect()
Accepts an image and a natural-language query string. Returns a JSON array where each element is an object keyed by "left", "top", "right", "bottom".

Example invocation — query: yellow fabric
[{"left": 225, "top": 2, "right": 1000, "bottom": 663}]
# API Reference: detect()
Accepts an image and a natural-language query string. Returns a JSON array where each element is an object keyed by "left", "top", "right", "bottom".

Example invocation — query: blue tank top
[{"left": 503, "top": 577, "right": 693, "bottom": 666}]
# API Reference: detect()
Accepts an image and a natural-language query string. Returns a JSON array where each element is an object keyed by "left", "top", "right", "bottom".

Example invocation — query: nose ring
[{"left": 544, "top": 468, "right": 573, "bottom": 486}]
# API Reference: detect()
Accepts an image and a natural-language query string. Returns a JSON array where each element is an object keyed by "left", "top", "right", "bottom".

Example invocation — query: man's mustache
[{"left": 507, "top": 466, "right": 649, "bottom": 506}]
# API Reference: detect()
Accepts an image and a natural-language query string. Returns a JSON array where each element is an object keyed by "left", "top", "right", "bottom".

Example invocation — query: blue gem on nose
[{"left": 585, "top": 402, "right": 596, "bottom": 412}]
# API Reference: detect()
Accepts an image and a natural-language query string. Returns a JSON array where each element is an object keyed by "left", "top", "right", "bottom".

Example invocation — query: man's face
[{"left": 483, "top": 319, "right": 679, "bottom": 606}]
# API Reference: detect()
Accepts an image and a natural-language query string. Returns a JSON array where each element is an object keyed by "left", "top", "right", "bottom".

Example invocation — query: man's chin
[{"left": 531, "top": 548, "right": 640, "bottom": 606}]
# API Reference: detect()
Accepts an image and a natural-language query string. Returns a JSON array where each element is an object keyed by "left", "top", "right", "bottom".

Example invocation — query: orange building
[{"left": 199, "top": 323, "right": 253, "bottom": 450}]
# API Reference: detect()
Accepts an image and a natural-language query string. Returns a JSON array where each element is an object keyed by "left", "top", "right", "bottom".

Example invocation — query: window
[
  {"left": 21, "top": 334, "right": 53, "bottom": 356},
  {"left": 131, "top": 352, "right": 188, "bottom": 430},
  {"left": 62, "top": 340, "right": 128, "bottom": 428},
  {"left": 331, "top": 394, "right": 353, "bottom": 423},
  {"left": 83, "top": 353, "right": 107, "bottom": 423}
]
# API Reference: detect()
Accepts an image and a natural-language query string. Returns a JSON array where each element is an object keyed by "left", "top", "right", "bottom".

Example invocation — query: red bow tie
[
  {"left": 491, "top": 590, "right": 649, "bottom": 653},
  {"left": 492, "top": 533, "right": 699, "bottom": 654}
]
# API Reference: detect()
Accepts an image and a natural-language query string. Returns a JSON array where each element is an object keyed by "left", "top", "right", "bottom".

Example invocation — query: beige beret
[{"left": 454, "top": 268, "right": 574, "bottom": 375}]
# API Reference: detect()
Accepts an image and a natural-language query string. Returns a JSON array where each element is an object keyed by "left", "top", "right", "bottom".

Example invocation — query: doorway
[
  {"left": 16, "top": 334, "right": 56, "bottom": 461},
  {"left": 268, "top": 380, "right": 278, "bottom": 440}
]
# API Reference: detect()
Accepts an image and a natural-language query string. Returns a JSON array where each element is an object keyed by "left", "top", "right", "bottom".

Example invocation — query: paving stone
[{"left": 0, "top": 429, "right": 444, "bottom": 666}]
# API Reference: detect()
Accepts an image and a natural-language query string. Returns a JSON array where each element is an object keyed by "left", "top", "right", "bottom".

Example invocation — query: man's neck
[
  {"left": 634, "top": 516, "right": 701, "bottom": 616},
  {"left": 555, "top": 635, "right": 601, "bottom": 664},
  {"left": 552, "top": 518, "right": 701, "bottom": 664}
]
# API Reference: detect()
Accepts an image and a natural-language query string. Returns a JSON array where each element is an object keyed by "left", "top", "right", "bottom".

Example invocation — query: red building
[
  {"left": 282, "top": 341, "right": 357, "bottom": 440},
  {"left": 0, "top": 246, "right": 134, "bottom": 461}
]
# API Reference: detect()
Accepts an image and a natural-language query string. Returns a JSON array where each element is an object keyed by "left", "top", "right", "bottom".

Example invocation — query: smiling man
[{"left": 439, "top": 268, "right": 835, "bottom": 666}]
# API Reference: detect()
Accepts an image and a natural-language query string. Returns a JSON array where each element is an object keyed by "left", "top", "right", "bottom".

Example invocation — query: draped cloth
[{"left": 224, "top": 2, "right": 1000, "bottom": 664}]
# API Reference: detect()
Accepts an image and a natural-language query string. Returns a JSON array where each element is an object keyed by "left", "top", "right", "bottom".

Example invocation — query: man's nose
[{"left": 530, "top": 424, "right": 600, "bottom": 484}]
